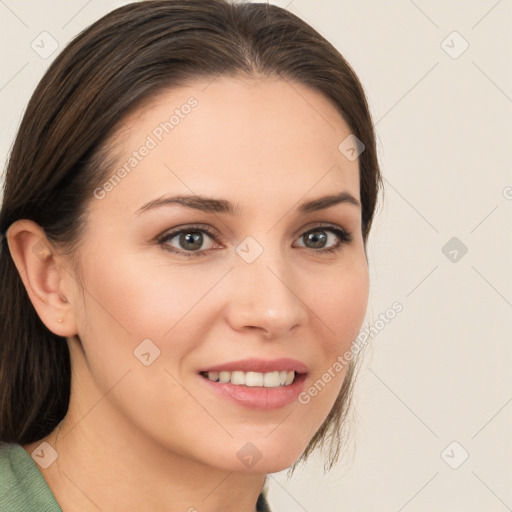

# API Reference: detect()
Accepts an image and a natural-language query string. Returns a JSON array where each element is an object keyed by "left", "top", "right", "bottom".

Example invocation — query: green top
[
  {"left": 0, "top": 442, "right": 271, "bottom": 511},
  {"left": 0, "top": 442, "right": 62, "bottom": 511}
]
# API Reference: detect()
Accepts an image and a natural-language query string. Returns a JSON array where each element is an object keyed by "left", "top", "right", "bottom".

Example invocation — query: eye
[
  {"left": 294, "top": 225, "right": 352, "bottom": 254},
  {"left": 158, "top": 225, "right": 219, "bottom": 258}
]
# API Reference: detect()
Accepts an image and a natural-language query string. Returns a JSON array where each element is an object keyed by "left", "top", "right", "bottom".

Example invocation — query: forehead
[{"left": 94, "top": 75, "right": 360, "bottom": 217}]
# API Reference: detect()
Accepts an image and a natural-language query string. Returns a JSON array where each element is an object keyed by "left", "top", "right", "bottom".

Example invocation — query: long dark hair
[{"left": 0, "top": 0, "right": 382, "bottom": 470}]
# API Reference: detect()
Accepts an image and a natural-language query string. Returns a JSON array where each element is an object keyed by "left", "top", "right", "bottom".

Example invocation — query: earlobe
[{"left": 6, "top": 219, "right": 78, "bottom": 337}]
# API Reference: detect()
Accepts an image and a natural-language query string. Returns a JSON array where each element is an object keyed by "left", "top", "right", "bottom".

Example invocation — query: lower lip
[{"left": 199, "top": 373, "right": 307, "bottom": 410}]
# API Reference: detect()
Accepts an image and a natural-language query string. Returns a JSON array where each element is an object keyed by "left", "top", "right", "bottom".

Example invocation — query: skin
[{"left": 9, "top": 75, "right": 369, "bottom": 512}]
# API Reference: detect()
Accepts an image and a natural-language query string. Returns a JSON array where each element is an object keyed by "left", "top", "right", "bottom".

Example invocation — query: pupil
[
  {"left": 181, "top": 232, "right": 202, "bottom": 250},
  {"left": 306, "top": 231, "right": 327, "bottom": 248}
]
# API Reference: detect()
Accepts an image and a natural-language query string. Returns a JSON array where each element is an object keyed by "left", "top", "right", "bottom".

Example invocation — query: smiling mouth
[{"left": 200, "top": 370, "right": 296, "bottom": 388}]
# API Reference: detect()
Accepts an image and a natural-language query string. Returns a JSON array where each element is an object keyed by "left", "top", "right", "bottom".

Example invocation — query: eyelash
[{"left": 158, "top": 223, "right": 352, "bottom": 258}]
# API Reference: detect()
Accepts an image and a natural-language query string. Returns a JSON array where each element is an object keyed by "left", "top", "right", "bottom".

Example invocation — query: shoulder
[{"left": 0, "top": 442, "right": 62, "bottom": 511}]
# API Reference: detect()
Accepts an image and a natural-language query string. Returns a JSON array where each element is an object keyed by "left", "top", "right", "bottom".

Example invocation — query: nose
[{"left": 223, "top": 247, "right": 308, "bottom": 339}]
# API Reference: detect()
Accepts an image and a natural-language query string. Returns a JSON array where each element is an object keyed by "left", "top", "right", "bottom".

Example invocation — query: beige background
[{"left": 1, "top": 1, "right": 511, "bottom": 510}]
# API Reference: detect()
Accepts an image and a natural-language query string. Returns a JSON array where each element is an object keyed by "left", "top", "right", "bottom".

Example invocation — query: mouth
[
  {"left": 200, "top": 370, "right": 297, "bottom": 388},
  {"left": 198, "top": 358, "right": 308, "bottom": 410}
]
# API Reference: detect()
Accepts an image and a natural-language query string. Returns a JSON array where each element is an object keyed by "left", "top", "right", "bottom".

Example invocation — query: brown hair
[{"left": 0, "top": 0, "right": 381, "bottom": 470}]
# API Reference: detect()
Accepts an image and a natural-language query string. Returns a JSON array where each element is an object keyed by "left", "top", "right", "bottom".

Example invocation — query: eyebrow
[{"left": 135, "top": 191, "right": 360, "bottom": 216}]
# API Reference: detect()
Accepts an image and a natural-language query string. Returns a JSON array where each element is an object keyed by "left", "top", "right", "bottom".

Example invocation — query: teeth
[
  {"left": 246, "top": 372, "right": 263, "bottom": 387},
  {"left": 208, "top": 371, "right": 219, "bottom": 381},
  {"left": 205, "top": 370, "right": 295, "bottom": 387},
  {"left": 231, "top": 371, "right": 245, "bottom": 385},
  {"left": 263, "top": 371, "right": 280, "bottom": 387},
  {"left": 219, "top": 371, "right": 230, "bottom": 383}
]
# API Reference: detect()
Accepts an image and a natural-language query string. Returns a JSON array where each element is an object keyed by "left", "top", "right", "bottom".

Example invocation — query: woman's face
[{"left": 65, "top": 75, "right": 369, "bottom": 473}]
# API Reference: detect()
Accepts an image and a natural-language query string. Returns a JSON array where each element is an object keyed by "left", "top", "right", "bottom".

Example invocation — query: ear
[{"left": 6, "top": 219, "right": 78, "bottom": 337}]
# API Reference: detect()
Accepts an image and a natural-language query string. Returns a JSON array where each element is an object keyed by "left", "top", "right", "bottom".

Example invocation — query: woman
[{"left": 0, "top": 0, "right": 382, "bottom": 510}]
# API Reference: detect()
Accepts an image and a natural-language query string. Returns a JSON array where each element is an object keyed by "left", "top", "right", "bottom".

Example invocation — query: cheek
[
  {"left": 71, "top": 246, "right": 242, "bottom": 415},
  {"left": 69, "top": 252, "right": 217, "bottom": 437},
  {"left": 301, "top": 256, "right": 369, "bottom": 418},
  {"left": 76, "top": 249, "right": 216, "bottom": 342},
  {"left": 315, "top": 256, "right": 369, "bottom": 353}
]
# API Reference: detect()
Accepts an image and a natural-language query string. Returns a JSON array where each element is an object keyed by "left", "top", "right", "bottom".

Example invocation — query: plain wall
[{"left": 1, "top": 1, "right": 511, "bottom": 510}]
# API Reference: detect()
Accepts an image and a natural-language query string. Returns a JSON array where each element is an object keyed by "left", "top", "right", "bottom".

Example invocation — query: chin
[
  {"left": 214, "top": 436, "right": 311, "bottom": 474},
  {"left": 255, "top": 455, "right": 303, "bottom": 474},
  {"left": 216, "top": 454, "right": 304, "bottom": 475}
]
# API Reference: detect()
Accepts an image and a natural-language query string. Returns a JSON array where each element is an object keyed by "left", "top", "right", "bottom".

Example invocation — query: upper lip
[{"left": 199, "top": 358, "right": 308, "bottom": 374}]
